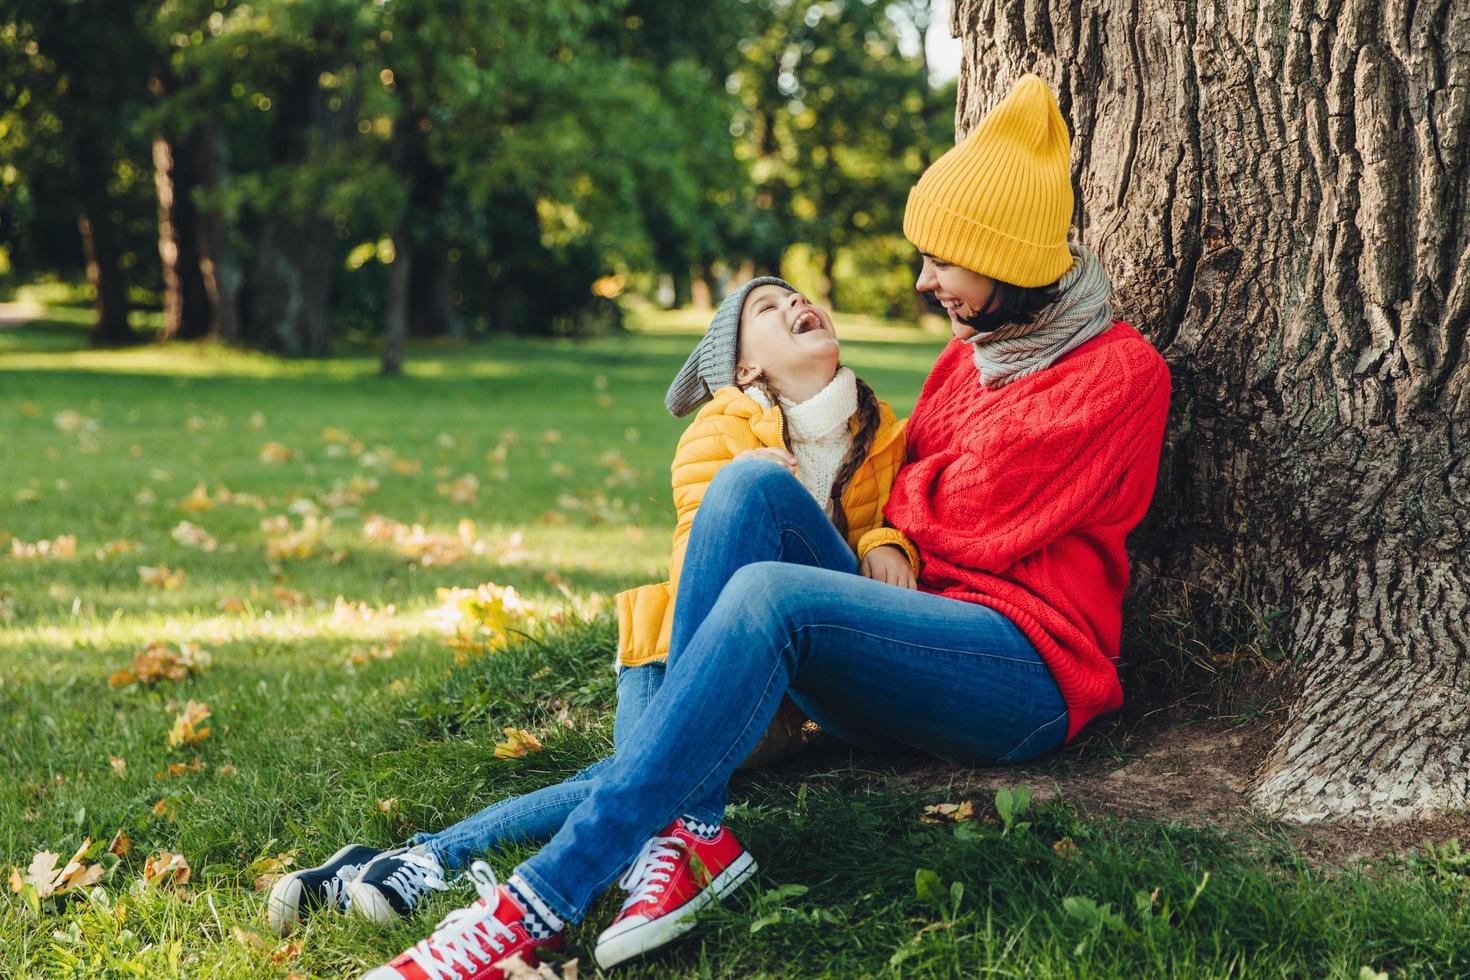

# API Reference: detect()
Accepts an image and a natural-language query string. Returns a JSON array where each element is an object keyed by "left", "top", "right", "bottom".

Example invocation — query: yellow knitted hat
[{"left": 903, "top": 74, "right": 1074, "bottom": 287}]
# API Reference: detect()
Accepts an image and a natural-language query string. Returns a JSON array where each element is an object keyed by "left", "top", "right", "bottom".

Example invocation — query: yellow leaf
[
  {"left": 258, "top": 441, "right": 295, "bottom": 463},
  {"left": 167, "top": 700, "right": 212, "bottom": 748},
  {"left": 232, "top": 925, "right": 272, "bottom": 952},
  {"left": 180, "top": 483, "right": 215, "bottom": 512},
  {"left": 109, "top": 756, "right": 127, "bottom": 776},
  {"left": 113, "top": 642, "right": 211, "bottom": 687},
  {"left": 378, "top": 798, "right": 397, "bottom": 814},
  {"left": 493, "top": 727, "right": 544, "bottom": 760},
  {"left": 920, "top": 801, "right": 977, "bottom": 825}
]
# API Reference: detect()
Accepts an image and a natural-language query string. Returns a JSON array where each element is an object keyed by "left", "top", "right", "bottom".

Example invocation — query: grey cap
[{"left": 664, "top": 276, "right": 796, "bottom": 417}]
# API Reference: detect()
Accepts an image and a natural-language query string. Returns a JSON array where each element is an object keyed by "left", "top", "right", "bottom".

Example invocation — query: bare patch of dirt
[{"left": 793, "top": 718, "right": 1470, "bottom": 867}]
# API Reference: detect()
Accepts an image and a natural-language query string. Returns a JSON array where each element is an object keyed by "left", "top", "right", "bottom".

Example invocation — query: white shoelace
[
  {"left": 382, "top": 848, "right": 448, "bottom": 908},
  {"left": 326, "top": 862, "right": 366, "bottom": 909},
  {"left": 405, "top": 861, "right": 519, "bottom": 980},
  {"left": 617, "top": 834, "right": 684, "bottom": 911}
]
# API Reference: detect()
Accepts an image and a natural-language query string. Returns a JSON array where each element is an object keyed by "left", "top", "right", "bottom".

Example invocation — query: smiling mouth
[{"left": 791, "top": 310, "right": 824, "bottom": 335}]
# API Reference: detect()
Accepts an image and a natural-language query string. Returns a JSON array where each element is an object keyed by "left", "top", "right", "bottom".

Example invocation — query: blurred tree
[{"left": 1, "top": 1, "right": 155, "bottom": 345}]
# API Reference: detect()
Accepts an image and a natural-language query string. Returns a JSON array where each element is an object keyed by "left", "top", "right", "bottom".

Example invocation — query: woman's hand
[
  {"left": 736, "top": 447, "right": 798, "bottom": 475},
  {"left": 860, "top": 544, "right": 917, "bottom": 589}
]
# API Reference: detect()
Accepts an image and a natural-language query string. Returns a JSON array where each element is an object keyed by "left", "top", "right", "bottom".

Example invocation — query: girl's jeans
[
  {"left": 409, "top": 660, "right": 725, "bottom": 870},
  {"left": 512, "top": 459, "right": 1069, "bottom": 922}
]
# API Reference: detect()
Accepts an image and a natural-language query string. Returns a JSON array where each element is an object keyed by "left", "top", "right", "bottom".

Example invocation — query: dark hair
[
  {"left": 750, "top": 370, "right": 882, "bottom": 546},
  {"left": 922, "top": 278, "right": 1061, "bottom": 333}
]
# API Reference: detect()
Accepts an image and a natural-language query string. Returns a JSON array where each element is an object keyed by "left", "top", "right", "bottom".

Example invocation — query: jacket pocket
[{"left": 615, "top": 581, "right": 673, "bottom": 667}]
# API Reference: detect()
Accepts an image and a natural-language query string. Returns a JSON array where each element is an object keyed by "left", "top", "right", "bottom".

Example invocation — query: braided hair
[{"left": 750, "top": 369, "right": 882, "bottom": 545}]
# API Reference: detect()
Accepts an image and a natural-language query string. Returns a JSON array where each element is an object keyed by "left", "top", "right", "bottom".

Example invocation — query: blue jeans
[
  {"left": 514, "top": 459, "right": 1068, "bottom": 921},
  {"left": 411, "top": 654, "right": 725, "bottom": 870}
]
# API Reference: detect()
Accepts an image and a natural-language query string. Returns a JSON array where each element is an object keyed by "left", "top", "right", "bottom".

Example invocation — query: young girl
[{"left": 268, "top": 278, "right": 918, "bottom": 955}]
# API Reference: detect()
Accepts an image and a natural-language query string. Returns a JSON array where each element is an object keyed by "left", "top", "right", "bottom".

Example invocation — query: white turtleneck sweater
[{"left": 744, "top": 367, "right": 858, "bottom": 515}]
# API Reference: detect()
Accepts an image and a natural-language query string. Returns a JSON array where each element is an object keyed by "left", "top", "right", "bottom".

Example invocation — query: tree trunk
[
  {"left": 152, "top": 132, "right": 212, "bottom": 341},
  {"left": 381, "top": 226, "right": 412, "bottom": 376},
  {"left": 953, "top": 0, "right": 1470, "bottom": 822},
  {"left": 238, "top": 59, "right": 349, "bottom": 356},
  {"left": 74, "top": 139, "right": 135, "bottom": 347},
  {"left": 408, "top": 243, "right": 465, "bottom": 338},
  {"left": 195, "top": 119, "right": 241, "bottom": 343}
]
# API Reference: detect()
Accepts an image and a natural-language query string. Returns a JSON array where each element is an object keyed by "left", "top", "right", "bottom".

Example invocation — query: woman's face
[
  {"left": 915, "top": 252, "right": 1000, "bottom": 340},
  {"left": 734, "top": 285, "right": 841, "bottom": 400}
]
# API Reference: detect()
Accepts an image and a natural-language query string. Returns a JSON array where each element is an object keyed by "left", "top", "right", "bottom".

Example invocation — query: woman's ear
[{"left": 734, "top": 362, "right": 760, "bottom": 386}]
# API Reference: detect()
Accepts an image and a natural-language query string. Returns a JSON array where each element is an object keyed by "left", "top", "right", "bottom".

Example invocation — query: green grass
[{"left": 1, "top": 308, "right": 1466, "bottom": 978}]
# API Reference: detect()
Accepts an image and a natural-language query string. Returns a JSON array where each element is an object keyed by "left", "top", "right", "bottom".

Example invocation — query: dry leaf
[
  {"left": 110, "top": 642, "right": 211, "bottom": 687},
  {"left": 10, "top": 535, "right": 77, "bottom": 561},
  {"left": 109, "top": 756, "right": 127, "bottom": 776},
  {"left": 167, "top": 700, "right": 212, "bottom": 748},
  {"left": 11, "top": 840, "right": 105, "bottom": 900},
  {"left": 107, "top": 828, "right": 132, "bottom": 858},
  {"left": 180, "top": 483, "right": 215, "bottom": 512},
  {"left": 271, "top": 940, "right": 303, "bottom": 963},
  {"left": 232, "top": 925, "right": 272, "bottom": 952},
  {"left": 159, "top": 758, "right": 207, "bottom": 779},
  {"left": 216, "top": 764, "right": 239, "bottom": 778},
  {"left": 493, "top": 728, "right": 544, "bottom": 760},
  {"left": 141, "top": 851, "right": 191, "bottom": 888},
  {"left": 217, "top": 596, "right": 247, "bottom": 613},
  {"left": 271, "top": 587, "right": 309, "bottom": 608},
  {"left": 266, "top": 515, "right": 330, "bottom": 560},
  {"left": 920, "top": 801, "right": 977, "bottom": 825},
  {"left": 1052, "top": 836, "right": 1081, "bottom": 860},
  {"left": 138, "top": 565, "right": 187, "bottom": 589},
  {"left": 258, "top": 442, "right": 295, "bottom": 463},
  {"left": 170, "top": 520, "right": 217, "bottom": 551}
]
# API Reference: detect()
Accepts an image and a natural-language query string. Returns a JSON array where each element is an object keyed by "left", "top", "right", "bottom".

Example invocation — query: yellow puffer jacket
[{"left": 616, "top": 385, "right": 917, "bottom": 668}]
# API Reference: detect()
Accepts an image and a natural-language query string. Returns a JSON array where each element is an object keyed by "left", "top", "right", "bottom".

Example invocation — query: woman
[{"left": 363, "top": 73, "right": 1172, "bottom": 980}]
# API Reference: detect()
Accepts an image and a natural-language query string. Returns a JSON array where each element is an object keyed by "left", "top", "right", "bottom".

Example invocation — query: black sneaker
[
  {"left": 346, "top": 845, "right": 450, "bottom": 924},
  {"left": 267, "top": 842, "right": 381, "bottom": 935}
]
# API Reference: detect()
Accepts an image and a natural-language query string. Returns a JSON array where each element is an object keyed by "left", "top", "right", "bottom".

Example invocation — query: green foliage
[{"left": 994, "top": 784, "right": 1032, "bottom": 836}]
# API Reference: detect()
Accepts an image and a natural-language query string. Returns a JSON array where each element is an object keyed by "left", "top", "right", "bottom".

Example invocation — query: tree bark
[
  {"left": 74, "top": 139, "right": 135, "bottom": 347},
  {"left": 195, "top": 118, "right": 241, "bottom": 343},
  {"left": 953, "top": 0, "right": 1470, "bottom": 822},
  {"left": 238, "top": 58, "right": 349, "bottom": 356},
  {"left": 152, "top": 132, "right": 212, "bottom": 341}
]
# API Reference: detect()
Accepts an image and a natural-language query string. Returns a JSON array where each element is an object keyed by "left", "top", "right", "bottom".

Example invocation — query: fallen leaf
[
  {"left": 141, "top": 851, "right": 191, "bottom": 888},
  {"left": 271, "top": 587, "right": 309, "bottom": 608},
  {"left": 216, "top": 764, "right": 239, "bottom": 778},
  {"left": 10, "top": 535, "right": 77, "bottom": 561},
  {"left": 167, "top": 700, "right": 212, "bottom": 748},
  {"left": 109, "top": 756, "right": 127, "bottom": 776},
  {"left": 170, "top": 520, "right": 217, "bottom": 551},
  {"left": 271, "top": 940, "right": 303, "bottom": 963},
  {"left": 265, "top": 515, "right": 330, "bottom": 561},
  {"left": 158, "top": 758, "right": 207, "bottom": 779},
  {"left": 1052, "top": 836, "right": 1081, "bottom": 860},
  {"left": 493, "top": 728, "right": 544, "bottom": 760},
  {"left": 378, "top": 798, "right": 397, "bottom": 814},
  {"left": 258, "top": 442, "right": 295, "bottom": 463},
  {"left": 232, "top": 925, "right": 272, "bottom": 952},
  {"left": 180, "top": 483, "right": 215, "bottom": 512},
  {"left": 138, "top": 565, "right": 187, "bottom": 589},
  {"left": 217, "top": 596, "right": 247, "bottom": 613},
  {"left": 920, "top": 801, "right": 977, "bottom": 825},
  {"left": 110, "top": 642, "right": 211, "bottom": 687},
  {"left": 107, "top": 829, "right": 132, "bottom": 858}
]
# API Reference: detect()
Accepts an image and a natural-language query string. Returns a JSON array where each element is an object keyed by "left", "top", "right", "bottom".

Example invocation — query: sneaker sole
[
  {"left": 594, "top": 851, "right": 758, "bottom": 969},
  {"left": 345, "top": 877, "right": 400, "bottom": 926},
  {"left": 267, "top": 842, "right": 365, "bottom": 935}
]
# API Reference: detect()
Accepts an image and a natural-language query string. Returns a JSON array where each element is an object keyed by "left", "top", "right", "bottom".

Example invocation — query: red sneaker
[
  {"left": 594, "top": 818, "right": 758, "bottom": 969},
  {"left": 361, "top": 862, "right": 564, "bottom": 980}
]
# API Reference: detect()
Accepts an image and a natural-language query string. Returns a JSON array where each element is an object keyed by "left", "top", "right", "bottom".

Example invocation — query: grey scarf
[{"left": 965, "top": 243, "right": 1114, "bottom": 388}]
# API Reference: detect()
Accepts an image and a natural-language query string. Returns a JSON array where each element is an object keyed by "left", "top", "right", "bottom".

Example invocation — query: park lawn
[{"left": 0, "top": 309, "right": 1466, "bottom": 979}]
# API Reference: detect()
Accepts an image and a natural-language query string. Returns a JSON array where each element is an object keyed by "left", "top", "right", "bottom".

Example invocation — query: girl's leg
[
  {"left": 513, "top": 562, "right": 1067, "bottom": 922},
  {"left": 411, "top": 662, "right": 665, "bottom": 871}
]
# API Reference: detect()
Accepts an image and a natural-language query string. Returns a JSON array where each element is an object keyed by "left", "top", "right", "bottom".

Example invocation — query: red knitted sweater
[{"left": 884, "top": 322, "right": 1171, "bottom": 741}]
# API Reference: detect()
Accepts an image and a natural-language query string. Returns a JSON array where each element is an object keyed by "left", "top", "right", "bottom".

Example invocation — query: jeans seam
[{"left": 998, "top": 709, "right": 1069, "bottom": 763}]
